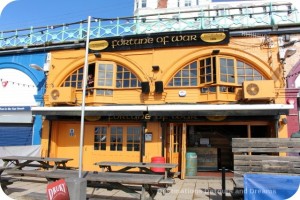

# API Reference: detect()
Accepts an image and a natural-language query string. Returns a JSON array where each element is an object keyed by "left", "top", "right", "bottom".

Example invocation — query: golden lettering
[
  {"left": 171, "top": 35, "right": 197, "bottom": 42},
  {"left": 111, "top": 37, "right": 154, "bottom": 48},
  {"left": 156, "top": 36, "right": 169, "bottom": 45}
]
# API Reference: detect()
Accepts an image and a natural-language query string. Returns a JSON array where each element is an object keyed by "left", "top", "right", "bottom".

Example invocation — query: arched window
[
  {"left": 62, "top": 62, "right": 141, "bottom": 96},
  {"left": 168, "top": 56, "right": 265, "bottom": 91}
]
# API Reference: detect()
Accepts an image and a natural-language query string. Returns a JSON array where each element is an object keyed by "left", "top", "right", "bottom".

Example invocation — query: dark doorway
[{"left": 186, "top": 125, "right": 269, "bottom": 171}]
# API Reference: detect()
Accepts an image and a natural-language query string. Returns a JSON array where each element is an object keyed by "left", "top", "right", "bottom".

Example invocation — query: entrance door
[{"left": 166, "top": 123, "right": 186, "bottom": 179}]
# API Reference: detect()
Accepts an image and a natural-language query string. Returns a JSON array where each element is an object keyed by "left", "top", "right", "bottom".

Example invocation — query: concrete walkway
[{"left": 3, "top": 176, "right": 234, "bottom": 200}]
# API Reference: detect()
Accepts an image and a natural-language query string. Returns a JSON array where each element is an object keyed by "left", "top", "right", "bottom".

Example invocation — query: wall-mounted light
[
  {"left": 285, "top": 49, "right": 296, "bottom": 58},
  {"left": 280, "top": 48, "right": 297, "bottom": 60},
  {"left": 211, "top": 50, "right": 220, "bottom": 55},
  {"left": 30, "top": 64, "right": 44, "bottom": 71},
  {"left": 152, "top": 65, "right": 160, "bottom": 72},
  {"left": 94, "top": 52, "right": 101, "bottom": 58},
  {"left": 283, "top": 40, "right": 299, "bottom": 48}
]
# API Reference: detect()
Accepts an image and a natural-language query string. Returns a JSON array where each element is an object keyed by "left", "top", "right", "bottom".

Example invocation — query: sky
[{"left": 0, "top": 0, "right": 134, "bottom": 31}]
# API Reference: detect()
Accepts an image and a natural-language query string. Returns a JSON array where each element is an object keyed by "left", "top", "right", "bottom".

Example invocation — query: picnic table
[
  {"left": 95, "top": 161, "right": 177, "bottom": 179},
  {"left": 0, "top": 156, "right": 73, "bottom": 170},
  {"left": 4, "top": 169, "right": 174, "bottom": 199}
]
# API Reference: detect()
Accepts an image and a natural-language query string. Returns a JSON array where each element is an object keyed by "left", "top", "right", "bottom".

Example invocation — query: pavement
[{"left": 1, "top": 175, "right": 235, "bottom": 200}]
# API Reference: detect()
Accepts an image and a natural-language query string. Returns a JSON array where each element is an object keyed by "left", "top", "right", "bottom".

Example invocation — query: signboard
[
  {"left": 47, "top": 179, "right": 70, "bottom": 200},
  {"left": 89, "top": 29, "right": 229, "bottom": 52},
  {"left": 244, "top": 173, "right": 300, "bottom": 200},
  {"left": 0, "top": 106, "right": 30, "bottom": 111}
]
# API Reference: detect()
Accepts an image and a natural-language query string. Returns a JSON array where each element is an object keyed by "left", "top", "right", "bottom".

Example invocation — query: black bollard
[{"left": 222, "top": 167, "right": 226, "bottom": 200}]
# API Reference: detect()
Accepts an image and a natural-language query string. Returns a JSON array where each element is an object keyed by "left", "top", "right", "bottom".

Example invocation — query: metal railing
[{"left": 0, "top": 2, "right": 298, "bottom": 49}]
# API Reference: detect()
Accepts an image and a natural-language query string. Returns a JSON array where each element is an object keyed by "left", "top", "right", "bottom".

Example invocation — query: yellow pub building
[{"left": 33, "top": 29, "right": 293, "bottom": 179}]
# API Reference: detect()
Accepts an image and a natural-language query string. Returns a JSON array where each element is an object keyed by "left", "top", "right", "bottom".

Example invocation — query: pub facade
[{"left": 32, "top": 29, "right": 294, "bottom": 178}]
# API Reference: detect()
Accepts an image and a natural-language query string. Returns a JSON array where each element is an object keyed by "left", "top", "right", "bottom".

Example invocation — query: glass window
[
  {"left": 219, "top": 58, "right": 235, "bottom": 83},
  {"left": 97, "top": 63, "right": 114, "bottom": 87},
  {"left": 62, "top": 68, "right": 84, "bottom": 89},
  {"left": 116, "top": 65, "right": 140, "bottom": 88},
  {"left": 237, "top": 60, "right": 264, "bottom": 84},
  {"left": 127, "top": 127, "right": 141, "bottom": 151},
  {"left": 185, "top": 0, "right": 191, "bottom": 6},
  {"left": 142, "top": 0, "right": 147, "bottom": 7},
  {"left": 200, "top": 57, "right": 214, "bottom": 84},
  {"left": 94, "top": 126, "right": 107, "bottom": 150},
  {"left": 167, "top": 55, "right": 266, "bottom": 96},
  {"left": 62, "top": 62, "right": 141, "bottom": 97},
  {"left": 110, "top": 127, "right": 123, "bottom": 151},
  {"left": 168, "top": 61, "right": 198, "bottom": 86}
]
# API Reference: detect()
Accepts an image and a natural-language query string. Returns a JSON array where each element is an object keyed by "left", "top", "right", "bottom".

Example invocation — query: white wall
[{"left": 0, "top": 69, "right": 37, "bottom": 106}]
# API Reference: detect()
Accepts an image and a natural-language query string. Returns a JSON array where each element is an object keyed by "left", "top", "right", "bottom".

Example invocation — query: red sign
[{"left": 47, "top": 179, "right": 70, "bottom": 200}]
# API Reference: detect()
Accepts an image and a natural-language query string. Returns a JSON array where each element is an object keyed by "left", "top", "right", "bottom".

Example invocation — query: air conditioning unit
[
  {"left": 49, "top": 87, "right": 76, "bottom": 104},
  {"left": 243, "top": 80, "right": 275, "bottom": 99}
]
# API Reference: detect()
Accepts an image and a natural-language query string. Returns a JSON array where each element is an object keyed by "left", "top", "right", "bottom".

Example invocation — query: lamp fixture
[
  {"left": 285, "top": 48, "right": 296, "bottom": 58},
  {"left": 282, "top": 39, "right": 299, "bottom": 48},
  {"left": 152, "top": 65, "right": 160, "bottom": 72},
  {"left": 94, "top": 52, "right": 101, "bottom": 58},
  {"left": 30, "top": 64, "right": 44, "bottom": 71},
  {"left": 211, "top": 50, "right": 220, "bottom": 55},
  {"left": 279, "top": 48, "right": 297, "bottom": 60}
]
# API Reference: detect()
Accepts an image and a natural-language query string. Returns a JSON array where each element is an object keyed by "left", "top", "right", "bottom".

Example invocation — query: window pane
[
  {"left": 191, "top": 78, "right": 197, "bottom": 86},
  {"left": 127, "top": 127, "right": 140, "bottom": 152},
  {"left": 220, "top": 58, "right": 226, "bottom": 67},
  {"left": 116, "top": 65, "right": 141, "bottom": 88},
  {"left": 227, "top": 59, "right": 234, "bottom": 67},
  {"left": 94, "top": 126, "right": 106, "bottom": 151},
  {"left": 190, "top": 69, "right": 197, "bottom": 77},
  {"left": 228, "top": 76, "right": 235, "bottom": 83},
  {"left": 107, "top": 72, "right": 113, "bottom": 79},
  {"left": 123, "top": 80, "right": 129, "bottom": 87},
  {"left": 228, "top": 66, "right": 234, "bottom": 74},
  {"left": 237, "top": 60, "right": 265, "bottom": 85},
  {"left": 124, "top": 72, "right": 130, "bottom": 79},
  {"left": 190, "top": 62, "right": 197, "bottom": 69},
  {"left": 221, "top": 66, "right": 227, "bottom": 73},
  {"left": 110, "top": 126, "right": 123, "bottom": 151},
  {"left": 221, "top": 75, "right": 227, "bottom": 82}
]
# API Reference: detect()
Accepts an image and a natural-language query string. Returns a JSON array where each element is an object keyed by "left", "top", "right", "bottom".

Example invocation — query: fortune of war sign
[{"left": 89, "top": 29, "right": 229, "bottom": 52}]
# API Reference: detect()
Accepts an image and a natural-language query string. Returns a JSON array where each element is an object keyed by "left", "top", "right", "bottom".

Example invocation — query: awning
[
  {"left": 30, "top": 104, "right": 293, "bottom": 117},
  {"left": 31, "top": 105, "right": 148, "bottom": 116},
  {"left": 147, "top": 104, "right": 293, "bottom": 116}
]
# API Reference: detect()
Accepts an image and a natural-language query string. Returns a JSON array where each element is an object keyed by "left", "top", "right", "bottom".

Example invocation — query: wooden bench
[
  {"left": 4, "top": 169, "right": 175, "bottom": 199},
  {"left": 231, "top": 138, "right": 300, "bottom": 199}
]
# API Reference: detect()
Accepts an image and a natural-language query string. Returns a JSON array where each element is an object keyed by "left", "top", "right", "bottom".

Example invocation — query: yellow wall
[{"left": 44, "top": 36, "right": 285, "bottom": 105}]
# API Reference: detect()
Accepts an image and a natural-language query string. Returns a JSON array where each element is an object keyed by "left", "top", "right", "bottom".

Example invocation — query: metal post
[
  {"left": 79, "top": 16, "right": 91, "bottom": 178},
  {"left": 222, "top": 167, "right": 226, "bottom": 200}
]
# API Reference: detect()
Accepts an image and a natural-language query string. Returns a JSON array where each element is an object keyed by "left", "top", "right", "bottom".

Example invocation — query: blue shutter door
[{"left": 0, "top": 125, "right": 33, "bottom": 146}]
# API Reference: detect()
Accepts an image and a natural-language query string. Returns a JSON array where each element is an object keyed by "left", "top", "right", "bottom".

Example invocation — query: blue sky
[{"left": 0, "top": 0, "right": 134, "bottom": 31}]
